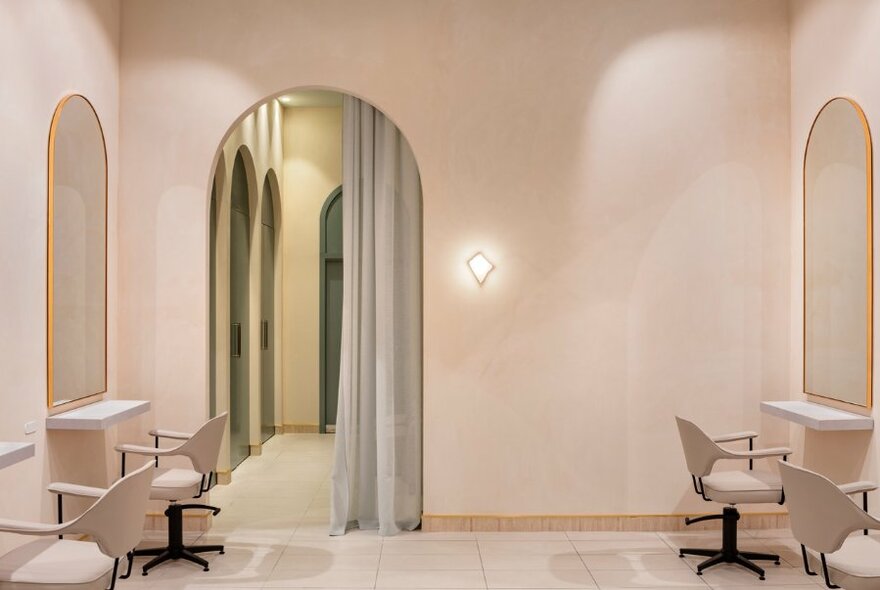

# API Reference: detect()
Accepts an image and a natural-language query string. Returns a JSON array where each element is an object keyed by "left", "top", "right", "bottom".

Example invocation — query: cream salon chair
[
  {"left": 780, "top": 461, "right": 880, "bottom": 590},
  {"left": 0, "top": 463, "right": 152, "bottom": 590},
  {"left": 675, "top": 416, "right": 791, "bottom": 579},
  {"left": 51, "top": 413, "right": 227, "bottom": 577}
]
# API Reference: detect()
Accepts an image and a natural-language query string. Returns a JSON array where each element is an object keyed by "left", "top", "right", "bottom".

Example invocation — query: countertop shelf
[
  {"left": 46, "top": 400, "right": 151, "bottom": 431},
  {"left": 0, "top": 442, "right": 35, "bottom": 470},
  {"left": 761, "top": 400, "right": 874, "bottom": 431}
]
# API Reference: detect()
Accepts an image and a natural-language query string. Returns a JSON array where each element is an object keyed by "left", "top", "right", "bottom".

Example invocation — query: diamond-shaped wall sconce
[{"left": 467, "top": 252, "right": 494, "bottom": 285}]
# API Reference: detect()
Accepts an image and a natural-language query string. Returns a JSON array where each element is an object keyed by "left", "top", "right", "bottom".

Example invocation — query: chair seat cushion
[
  {"left": 826, "top": 534, "right": 880, "bottom": 578},
  {"left": 0, "top": 538, "right": 113, "bottom": 585},
  {"left": 701, "top": 470, "right": 782, "bottom": 504},
  {"left": 150, "top": 467, "right": 203, "bottom": 501}
]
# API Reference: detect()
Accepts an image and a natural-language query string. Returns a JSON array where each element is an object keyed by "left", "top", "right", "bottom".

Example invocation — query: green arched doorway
[
  {"left": 260, "top": 174, "right": 277, "bottom": 443},
  {"left": 229, "top": 150, "right": 251, "bottom": 468},
  {"left": 319, "top": 185, "right": 343, "bottom": 434}
]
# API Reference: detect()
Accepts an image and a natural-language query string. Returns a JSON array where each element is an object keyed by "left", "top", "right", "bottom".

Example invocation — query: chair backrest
[
  {"left": 675, "top": 416, "right": 727, "bottom": 477},
  {"left": 175, "top": 412, "right": 228, "bottom": 474},
  {"left": 64, "top": 463, "right": 153, "bottom": 558},
  {"left": 779, "top": 461, "right": 870, "bottom": 554}
]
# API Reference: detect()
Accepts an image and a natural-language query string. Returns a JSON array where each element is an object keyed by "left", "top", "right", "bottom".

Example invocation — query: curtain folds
[{"left": 329, "top": 96, "right": 423, "bottom": 536}]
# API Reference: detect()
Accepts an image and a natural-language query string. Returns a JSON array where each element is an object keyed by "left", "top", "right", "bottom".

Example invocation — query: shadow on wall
[
  {"left": 46, "top": 430, "right": 111, "bottom": 521},
  {"left": 435, "top": 3, "right": 790, "bottom": 514},
  {"left": 803, "top": 429, "right": 872, "bottom": 483}
]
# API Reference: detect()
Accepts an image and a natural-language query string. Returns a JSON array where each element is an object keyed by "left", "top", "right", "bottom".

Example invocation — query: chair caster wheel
[
  {"left": 679, "top": 553, "right": 684, "bottom": 558},
  {"left": 141, "top": 572, "right": 148, "bottom": 577},
  {"left": 775, "top": 560, "right": 781, "bottom": 565},
  {"left": 759, "top": 576, "right": 765, "bottom": 581},
  {"left": 203, "top": 567, "right": 209, "bottom": 572},
  {"left": 696, "top": 571, "right": 703, "bottom": 576},
  {"left": 220, "top": 550, "right": 225, "bottom": 554}
]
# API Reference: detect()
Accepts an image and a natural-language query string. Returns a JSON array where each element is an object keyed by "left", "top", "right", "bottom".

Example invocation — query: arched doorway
[
  {"left": 319, "top": 185, "right": 343, "bottom": 434},
  {"left": 260, "top": 173, "right": 278, "bottom": 443},
  {"left": 229, "top": 149, "right": 251, "bottom": 469},
  {"left": 207, "top": 90, "right": 423, "bottom": 535}
]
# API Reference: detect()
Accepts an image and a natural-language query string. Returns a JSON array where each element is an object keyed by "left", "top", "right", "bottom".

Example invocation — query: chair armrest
[
  {"left": 47, "top": 482, "right": 105, "bottom": 499},
  {"left": 839, "top": 481, "right": 879, "bottom": 495},
  {"left": 712, "top": 431, "right": 758, "bottom": 444},
  {"left": 727, "top": 446, "right": 792, "bottom": 459},
  {"left": 148, "top": 429, "right": 192, "bottom": 441},
  {"left": 0, "top": 518, "right": 64, "bottom": 536},
  {"left": 115, "top": 443, "right": 179, "bottom": 456}
]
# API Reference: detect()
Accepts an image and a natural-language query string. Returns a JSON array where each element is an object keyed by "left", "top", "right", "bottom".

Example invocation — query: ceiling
[{"left": 277, "top": 90, "right": 343, "bottom": 108}]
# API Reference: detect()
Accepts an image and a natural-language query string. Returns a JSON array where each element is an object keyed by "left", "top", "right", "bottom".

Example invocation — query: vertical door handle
[
  {"left": 231, "top": 323, "right": 241, "bottom": 357},
  {"left": 261, "top": 320, "right": 269, "bottom": 350}
]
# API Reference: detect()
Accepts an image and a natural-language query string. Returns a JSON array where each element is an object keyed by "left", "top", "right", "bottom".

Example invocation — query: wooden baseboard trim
[
  {"left": 283, "top": 424, "right": 319, "bottom": 434},
  {"left": 215, "top": 470, "right": 232, "bottom": 485},
  {"left": 422, "top": 512, "right": 789, "bottom": 532},
  {"left": 249, "top": 443, "right": 262, "bottom": 456}
]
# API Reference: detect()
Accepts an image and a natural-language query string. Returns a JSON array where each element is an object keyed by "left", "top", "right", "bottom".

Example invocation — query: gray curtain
[{"left": 329, "top": 96, "right": 423, "bottom": 536}]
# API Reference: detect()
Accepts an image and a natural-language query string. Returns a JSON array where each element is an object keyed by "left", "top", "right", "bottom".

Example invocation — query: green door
[
  {"left": 229, "top": 153, "right": 250, "bottom": 469},
  {"left": 260, "top": 177, "right": 275, "bottom": 443},
  {"left": 320, "top": 187, "right": 343, "bottom": 433}
]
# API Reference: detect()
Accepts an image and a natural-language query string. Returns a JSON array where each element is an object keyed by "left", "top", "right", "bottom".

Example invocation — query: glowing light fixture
[{"left": 468, "top": 252, "right": 494, "bottom": 285}]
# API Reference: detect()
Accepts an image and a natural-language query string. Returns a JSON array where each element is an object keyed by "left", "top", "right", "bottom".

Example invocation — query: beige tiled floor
[{"left": 120, "top": 434, "right": 826, "bottom": 589}]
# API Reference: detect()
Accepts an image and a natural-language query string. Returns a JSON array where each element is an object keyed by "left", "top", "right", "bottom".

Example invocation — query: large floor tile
[
  {"left": 283, "top": 540, "right": 383, "bottom": 556},
  {"left": 390, "top": 531, "right": 478, "bottom": 541},
  {"left": 275, "top": 553, "right": 381, "bottom": 571},
  {"left": 263, "top": 568, "right": 378, "bottom": 588},
  {"left": 567, "top": 533, "right": 662, "bottom": 542},
  {"left": 375, "top": 569, "right": 488, "bottom": 588},
  {"left": 381, "top": 540, "right": 480, "bottom": 555},
  {"left": 480, "top": 553, "right": 587, "bottom": 571},
  {"left": 379, "top": 553, "right": 483, "bottom": 570},
  {"left": 588, "top": 569, "right": 707, "bottom": 588},
  {"left": 477, "top": 532, "right": 571, "bottom": 541},
  {"left": 582, "top": 554, "right": 693, "bottom": 571},
  {"left": 479, "top": 541, "right": 577, "bottom": 555},
  {"left": 574, "top": 540, "right": 675, "bottom": 556},
  {"left": 484, "top": 569, "right": 597, "bottom": 589}
]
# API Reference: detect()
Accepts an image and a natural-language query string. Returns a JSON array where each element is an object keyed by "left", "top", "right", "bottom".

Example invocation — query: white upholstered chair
[
  {"left": 780, "top": 461, "right": 880, "bottom": 590},
  {"left": 118, "top": 412, "right": 228, "bottom": 575},
  {"left": 51, "top": 413, "right": 228, "bottom": 577},
  {"left": 675, "top": 416, "right": 791, "bottom": 579},
  {"left": 0, "top": 463, "right": 152, "bottom": 590}
]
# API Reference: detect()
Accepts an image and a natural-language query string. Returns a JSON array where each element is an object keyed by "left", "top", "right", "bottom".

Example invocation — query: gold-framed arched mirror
[
  {"left": 804, "top": 97, "right": 873, "bottom": 408},
  {"left": 48, "top": 94, "right": 108, "bottom": 408}
]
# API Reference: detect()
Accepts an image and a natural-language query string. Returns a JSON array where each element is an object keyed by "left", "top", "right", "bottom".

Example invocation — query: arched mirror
[
  {"left": 804, "top": 97, "right": 873, "bottom": 407},
  {"left": 48, "top": 95, "right": 108, "bottom": 408}
]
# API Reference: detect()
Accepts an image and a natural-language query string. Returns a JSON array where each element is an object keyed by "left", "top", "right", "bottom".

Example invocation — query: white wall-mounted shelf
[
  {"left": 761, "top": 400, "right": 874, "bottom": 431},
  {"left": 46, "top": 400, "right": 150, "bottom": 431},
  {"left": 0, "top": 442, "right": 35, "bottom": 470}
]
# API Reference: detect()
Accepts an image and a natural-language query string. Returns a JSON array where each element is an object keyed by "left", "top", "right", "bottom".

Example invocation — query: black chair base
[
  {"left": 678, "top": 507, "right": 780, "bottom": 580},
  {"left": 122, "top": 502, "right": 225, "bottom": 576}
]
